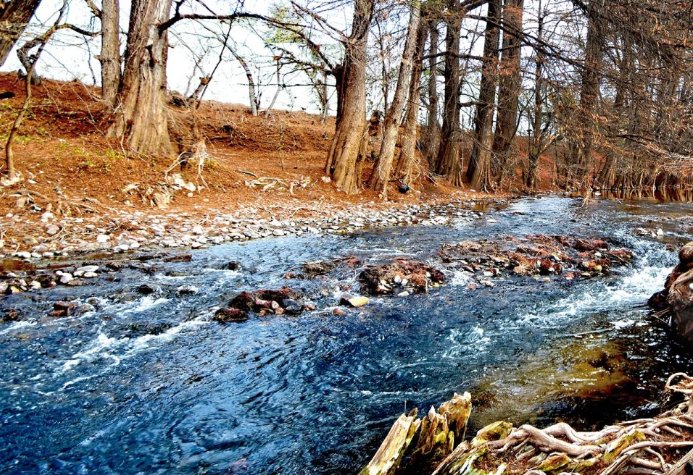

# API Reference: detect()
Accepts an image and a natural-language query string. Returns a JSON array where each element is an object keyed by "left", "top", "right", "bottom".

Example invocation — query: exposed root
[{"left": 363, "top": 374, "right": 693, "bottom": 475}]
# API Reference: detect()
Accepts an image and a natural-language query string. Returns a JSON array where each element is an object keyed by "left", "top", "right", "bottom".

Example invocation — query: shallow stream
[{"left": 1, "top": 196, "right": 692, "bottom": 474}]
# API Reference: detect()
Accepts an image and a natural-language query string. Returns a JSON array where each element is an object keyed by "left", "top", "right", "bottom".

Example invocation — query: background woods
[{"left": 0, "top": 0, "right": 691, "bottom": 196}]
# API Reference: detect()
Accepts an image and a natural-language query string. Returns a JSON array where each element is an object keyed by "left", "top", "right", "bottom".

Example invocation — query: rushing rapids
[{"left": 0, "top": 196, "right": 692, "bottom": 474}]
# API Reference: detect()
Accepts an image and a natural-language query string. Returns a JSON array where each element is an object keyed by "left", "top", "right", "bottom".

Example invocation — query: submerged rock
[{"left": 649, "top": 241, "right": 693, "bottom": 344}]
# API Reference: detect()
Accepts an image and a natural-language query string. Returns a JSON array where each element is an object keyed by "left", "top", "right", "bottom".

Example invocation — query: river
[{"left": 1, "top": 196, "right": 692, "bottom": 474}]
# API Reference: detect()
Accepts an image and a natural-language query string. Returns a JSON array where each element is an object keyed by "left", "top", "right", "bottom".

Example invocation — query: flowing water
[{"left": 1, "top": 196, "right": 692, "bottom": 474}]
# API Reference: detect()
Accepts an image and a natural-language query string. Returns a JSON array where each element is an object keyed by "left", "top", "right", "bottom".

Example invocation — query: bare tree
[
  {"left": 467, "top": 0, "right": 501, "bottom": 191},
  {"left": 324, "top": 0, "right": 375, "bottom": 194},
  {"left": 107, "top": 0, "right": 173, "bottom": 157},
  {"left": 368, "top": 1, "right": 421, "bottom": 196}
]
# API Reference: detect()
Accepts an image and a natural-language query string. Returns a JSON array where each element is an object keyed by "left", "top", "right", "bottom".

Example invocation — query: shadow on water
[{"left": 0, "top": 196, "right": 692, "bottom": 474}]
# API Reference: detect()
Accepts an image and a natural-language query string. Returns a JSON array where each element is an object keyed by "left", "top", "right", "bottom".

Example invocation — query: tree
[
  {"left": 395, "top": 17, "right": 428, "bottom": 185},
  {"left": 425, "top": 20, "right": 441, "bottom": 164},
  {"left": 108, "top": 0, "right": 174, "bottom": 157},
  {"left": 324, "top": 0, "right": 375, "bottom": 194},
  {"left": 0, "top": 0, "right": 42, "bottom": 67},
  {"left": 368, "top": 1, "right": 421, "bottom": 196},
  {"left": 493, "top": 0, "right": 524, "bottom": 185},
  {"left": 434, "top": 0, "right": 464, "bottom": 186},
  {"left": 84, "top": 0, "right": 121, "bottom": 108},
  {"left": 467, "top": 0, "right": 501, "bottom": 191}
]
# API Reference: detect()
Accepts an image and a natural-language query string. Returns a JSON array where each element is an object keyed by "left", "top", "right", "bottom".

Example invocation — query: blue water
[{"left": 1, "top": 197, "right": 692, "bottom": 474}]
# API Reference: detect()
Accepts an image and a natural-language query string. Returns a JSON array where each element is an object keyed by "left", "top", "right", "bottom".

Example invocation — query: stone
[
  {"left": 59, "top": 273, "right": 74, "bottom": 284},
  {"left": 340, "top": 295, "right": 369, "bottom": 308},
  {"left": 50, "top": 301, "right": 77, "bottom": 317},
  {"left": 75, "top": 265, "right": 99, "bottom": 276},
  {"left": 46, "top": 224, "right": 60, "bottom": 236},
  {"left": 214, "top": 308, "right": 249, "bottom": 323},
  {"left": 176, "top": 285, "right": 199, "bottom": 296},
  {"left": 96, "top": 234, "right": 110, "bottom": 243}
]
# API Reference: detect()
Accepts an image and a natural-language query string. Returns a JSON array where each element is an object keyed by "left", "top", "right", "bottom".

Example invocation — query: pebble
[
  {"left": 96, "top": 234, "right": 110, "bottom": 243},
  {"left": 59, "top": 273, "right": 74, "bottom": 284}
]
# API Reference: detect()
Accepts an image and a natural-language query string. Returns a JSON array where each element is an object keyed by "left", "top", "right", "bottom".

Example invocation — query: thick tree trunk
[
  {"left": 493, "top": 0, "right": 524, "bottom": 185},
  {"left": 108, "top": 0, "right": 173, "bottom": 157},
  {"left": 425, "top": 21, "right": 441, "bottom": 166},
  {"left": 0, "top": 0, "right": 42, "bottom": 67},
  {"left": 467, "top": 0, "right": 501, "bottom": 191},
  {"left": 100, "top": 0, "right": 120, "bottom": 108},
  {"left": 325, "top": 0, "right": 374, "bottom": 194},
  {"left": 395, "top": 21, "right": 428, "bottom": 186},
  {"left": 369, "top": 2, "right": 421, "bottom": 196},
  {"left": 435, "top": 2, "right": 464, "bottom": 186},
  {"left": 570, "top": 10, "right": 602, "bottom": 184}
]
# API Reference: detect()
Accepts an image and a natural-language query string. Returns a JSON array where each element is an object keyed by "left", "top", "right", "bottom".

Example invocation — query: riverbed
[{"left": 1, "top": 196, "right": 692, "bottom": 474}]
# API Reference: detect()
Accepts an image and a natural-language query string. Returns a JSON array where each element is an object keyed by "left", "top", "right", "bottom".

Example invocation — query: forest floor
[{"left": 0, "top": 73, "right": 555, "bottom": 258}]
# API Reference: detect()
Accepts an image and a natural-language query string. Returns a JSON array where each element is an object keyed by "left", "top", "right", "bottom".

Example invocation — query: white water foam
[
  {"left": 0, "top": 320, "right": 36, "bottom": 335},
  {"left": 60, "top": 315, "right": 209, "bottom": 373}
]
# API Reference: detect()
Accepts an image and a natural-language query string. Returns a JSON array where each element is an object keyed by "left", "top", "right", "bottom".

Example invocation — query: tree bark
[
  {"left": 228, "top": 47, "right": 259, "bottom": 116},
  {"left": 108, "top": 0, "right": 173, "bottom": 157},
  {"left": 493, "top": 0, "right": 524, "bottom": 184},
  {"left": 467, "top": 0, "right": 501, "bottom": 191},
  {"left": 395, "top": 20, "right": 428, "bottom": 186},
  {"left": 435, "top": 1, "right": 464, "bottom": 186},
  {"left": 369, "top": 2, "right": 421, "bottom": 196},
  {"left": 525, "top": 0, "right": 545, "bottom": 190},
  {"left": 570, "top": 8, "right": 602, "bottom": 184},
  {"left": 325, "top": 0, "right": 374, "bottom": 194},
  {"left": 0, "top": 0, "right": 42, "bottom": 67},
  {"left": 425, "top": 20, "right": 441, "bottom": 165},
  {"left": 100, "top": 0, "right": 121, "bottom": 108}
]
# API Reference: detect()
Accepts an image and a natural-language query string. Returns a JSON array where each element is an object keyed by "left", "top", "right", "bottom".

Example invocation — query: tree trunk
[
  {"left": 227, "top": 47, "right": 259, "bottom": 116},
  {"left": 435, "top": 1, "right": 464, "bottom": 186},
  {"left": 425, "top": 21, "right": 441, "bottom": 165},
  {"left": 325, "top": 0, "right": 374, "bottom": 194},
  {"left": 0, "top": 0, "right": 42, "bottom": 67},
  {"left": 100, "top": 0, "right": 120, "bottom": 108},
  {"left": 493, "top": 0, "right": 524, "bottom": 185},
  {"left": 525, "top": 0, "right": 545, "bottom": 190},
  {"left": 395, "top": 20, "right": 428, "bottom": 186},
  {"left": 369, "top": 2, "right": 421, "bottom": 196},
  {"left": 570, "top": 9, "right": 602, "bottom": 185},
  {"left": 108, "top": 0, "right": 173, "bottom": 157},
  {"left": 467, "top": 0, "right": 501, "bottom": 191}
]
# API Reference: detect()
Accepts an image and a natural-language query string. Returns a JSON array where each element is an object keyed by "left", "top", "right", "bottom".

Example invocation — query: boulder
[
  {"left": 214, "top": 308, "right": 249, "bottom": 323},
  {"left": 649, "top": 241, "right": 693, "bottom": 344},
  {"left": 225, "top": 287, "right": 306, "bottom": 317}
]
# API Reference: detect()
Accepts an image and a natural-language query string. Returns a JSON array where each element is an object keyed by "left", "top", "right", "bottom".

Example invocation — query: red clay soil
[{"left": 0, "top": 73, "right": 548, "bottom": 250}]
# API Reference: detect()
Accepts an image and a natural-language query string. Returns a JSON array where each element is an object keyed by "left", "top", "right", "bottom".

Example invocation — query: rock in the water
[
  {"left": 214, "top": 308, "right": 249, "bottom": 323},
  {"left": 340, "top": 295, "right": 369, "bottom": 307},
  {"left": 59, "top": 273, "right": 74, "bottom": 284},
  {"left": 50, "top": 301, "right": 77, "bottom": 317},
  {"left": 226, "top": 288, "right": 305, "bottom": 316},
  {"left": 177, "top": 285, "right": 199, "bottom": 296}
]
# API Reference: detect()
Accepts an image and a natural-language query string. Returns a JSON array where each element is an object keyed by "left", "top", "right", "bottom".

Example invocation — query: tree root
[{"left": 362, "top": 374, "right": 693, "bottom": 475}]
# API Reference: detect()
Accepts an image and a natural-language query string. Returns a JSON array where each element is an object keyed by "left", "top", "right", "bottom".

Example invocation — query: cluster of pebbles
[{"left": 0, "top": 199, "right": 504, "bottom": 261}]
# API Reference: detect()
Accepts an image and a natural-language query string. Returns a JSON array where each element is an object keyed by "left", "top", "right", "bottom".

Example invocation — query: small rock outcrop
[
  {"left": 214, "top": 287, "right": 315, "bottom": 322},
  {"left": 649, "top": 241, "right": 693, "bottom": 343},
  {"left": 359, "top": 259, "right": 446, "bottom": 295}
]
